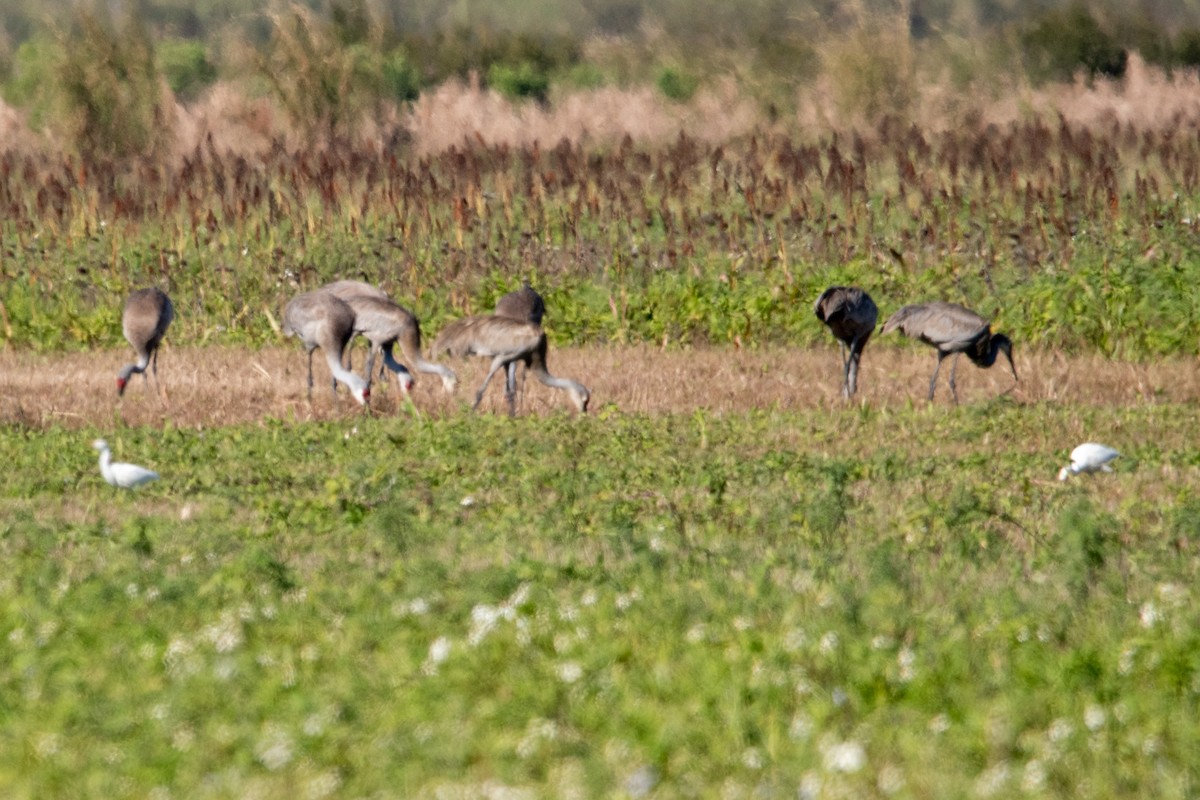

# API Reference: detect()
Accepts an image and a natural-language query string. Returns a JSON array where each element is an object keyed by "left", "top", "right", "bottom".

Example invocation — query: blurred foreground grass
[{"left": 1, "top": 403, "right": 1198, "bottom": 797}]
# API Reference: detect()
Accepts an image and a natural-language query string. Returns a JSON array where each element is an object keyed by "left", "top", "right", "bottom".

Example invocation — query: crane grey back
[
  {"left": 814, "top": 286, "right": 877, "bottom": 399},
  {"left": 320, "top": 280, "right": 457, "bottom": 396},
  {"left": 117, "top": 287, "right": 174, "bottom": 399},
  {"left": 432, "top": 315, "right": 589, "bottom": 415},
  {"left": 882, "top": 301, "right": 1017, "bottom": 403},
  {"left": 282, "top": 290, "right": 370, "bottom": 405}
]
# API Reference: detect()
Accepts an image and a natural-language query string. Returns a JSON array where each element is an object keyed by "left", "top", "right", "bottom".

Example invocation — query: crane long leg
[
  {"left": 846, "top": 338, "right": 863, "bottom": 399},
  {"left": 949, "top": 353, "right": 961, "bottom": 405},
  {"left": 473, "top": 356, "right": 511, "bottom": 412},
  {"left": 306, "top": 349, "right": 315, "bottom": 402},
  {"left": 927, "top": 353, "right": 947, "bottom": 401},
  {"left": 505, "top": 362, "right": 519, "bottom": 414},
  {"left": 364, "top": 345, "right": 379, "bottom": 389}
]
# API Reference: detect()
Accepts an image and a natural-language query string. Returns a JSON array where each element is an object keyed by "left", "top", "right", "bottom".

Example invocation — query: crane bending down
[
  {"left": 814, "top": 286, "right": 877, "bottom": 398},
  {"left": 92, "top": 439, "right": 159, "bottom": 488},
  {"left": 432, "top": 315, "right": 589, "bottom": 415},
  {"left": 117, "top": 287, "right": 174, "bottom": 398},
  {"left": 282, "top": 290, "right": 370, "bottom": 405},
  {"left": 320, "top": 280, "right": 457, "bottom": 395},
  {"left": 882, "top": 301, "right": 1017, "bottom": 403},
  {"left": 1059, "top": 443, "right": 1120, "bottom": 480},
  {"left": 493, "top": 281, "right": 547, "bottom": 409}
]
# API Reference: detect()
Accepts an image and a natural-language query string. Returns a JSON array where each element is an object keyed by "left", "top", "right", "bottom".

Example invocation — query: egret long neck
[{"left": 97, "top": 448, "right": 114, "bottom": 484}]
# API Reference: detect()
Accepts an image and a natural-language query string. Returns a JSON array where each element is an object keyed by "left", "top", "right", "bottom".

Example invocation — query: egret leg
[{"left": 948, "top": 353, "right": 961, "bottom": 405}]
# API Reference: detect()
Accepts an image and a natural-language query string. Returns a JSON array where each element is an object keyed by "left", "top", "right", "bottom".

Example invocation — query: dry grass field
[{"left": 2, "top": 344, "right": 1195, "bottom": 431}]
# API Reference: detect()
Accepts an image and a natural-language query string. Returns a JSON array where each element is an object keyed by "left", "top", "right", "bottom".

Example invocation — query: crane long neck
[
  {"left": 394, "top": 333, "right": 457, "bottom": 387},
  {"left": 324, "top": 348, "right": 362, "bottom": 391},
  {"left": 528, "top": 339, "right": 588, "bottom": 410}
]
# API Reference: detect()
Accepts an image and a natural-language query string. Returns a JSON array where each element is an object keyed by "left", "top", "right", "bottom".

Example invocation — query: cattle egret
[
  {"left": 1059, "top": 443, "right": 1120, "bottom": 481},
  {"left": 92, "top": 439, "right": 159, "bottom": 488}
]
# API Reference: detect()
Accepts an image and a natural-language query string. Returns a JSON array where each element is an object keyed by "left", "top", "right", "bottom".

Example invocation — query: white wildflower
[
  {"left": 581, "top": 589, "right": 598, "bottom": 606},
  {"left": 557, "top": 661, "right": 583, "bottom": 683},
  {"left": 255, "top": 725, "right": 295, "bottom": 770},
  {"left": 877, "top": 764, "right": 904, "bottom": 795},
  {"left": 305, "top": 770, "right": 342, "bottom": 799},
  {"left": 822, "top": 740, "right": 866, "bottom": 773},
  {"left": 741, "top": 747, "right": 763, "bottom": 769},
  {"left": 423, "top": 636, "right": 452, "bottom": 675},
  {"left": 819, "top": 631, "right": 839, "bottom": 654},
  {"left": 929, "top": 714, "right": 950, "bottom": 734},
  {"left": 1047, "top": 718, "right": 1072, "bottom": 744},
  {"left": 1021, "top": 759, "right": 1046, "bottom": 792},
  {"left": 789, "top": 713, "right": 813, "bottom": 741},
  {"left": 897, "top": 647, "right": 916, "bottom": 682},
  {"left": 1140, "top": 601, "right": 1160, "bottom": 628},
  {"left": 974, "top": 762, "right": 1010, "bottom": 797},
  {"left": 1084, "top": 705, "right": 1106, "bottom": 732},
  {"left": 685, "top": 624, "right": 707, "bottom": 643}
]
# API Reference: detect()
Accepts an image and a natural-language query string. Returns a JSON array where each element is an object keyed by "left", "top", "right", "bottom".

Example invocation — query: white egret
[
  {"left": 1058, "top": 443, "right": 1120, "bottom": 481},
  {"left": 92, "top": 439, "right": 159, "bottom": 488}
]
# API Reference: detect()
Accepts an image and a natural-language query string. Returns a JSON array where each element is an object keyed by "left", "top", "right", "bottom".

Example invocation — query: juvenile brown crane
[
  {"left": 882, "top": 301, "right": 1017, "bottom": 404},
  {"left": 320, "top": 280, "right": 457, "bottom": 396},
  {"left": 432, "top": 315, "right": 589, "bottom": 415},
  {"left": 814, "top": 286, "right": 877, "bottom": 399},
  {"left": 117, "top": 287, "right": 174, "bottom": 398},
  {"left": 282, "top": 290, "right": 370, "bottom": 406},
  {"left": 493, "top": 281, "right": 546, "bottom": 406}
]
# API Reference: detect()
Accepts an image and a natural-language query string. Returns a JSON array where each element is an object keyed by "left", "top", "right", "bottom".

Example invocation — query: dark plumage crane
[
  {"left": 282, "top": 290, "right": 370, "bottom": 406},
  {"left": 432, "top": 315, "right": 589, "bottom": 415},
  {"left": 813, "top": 286, "right": 877, "bottom": 398},
  {"left": 882, "top": 301, "right": 1017, "bottom": 403},
  {"left": 117, "top": 287, "right": 174, "bottom": 398},
  {"left": 493, "top": 281, "right": 546, "bottom": 406}
]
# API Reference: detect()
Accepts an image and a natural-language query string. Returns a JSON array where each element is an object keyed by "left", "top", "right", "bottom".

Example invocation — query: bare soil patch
[{"left": 1, "top": 344, "right": 1196, "bottom": 431}]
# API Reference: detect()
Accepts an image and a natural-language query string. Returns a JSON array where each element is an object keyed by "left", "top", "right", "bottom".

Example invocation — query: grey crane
[
  {"left": 814, "top": 286, "right": 877, "bottom": 398},
  {"left": 117, "top": 287, "right": 174, "bottom": 398},
  {"left": 432, "top": 315, "right": 589, "bottom": 415},
  {"left": 282, "top": 290, "right": 370, "bottom": 405},
  {"left": 320, "top": 280, "right": 457, "bottom": 396},
  {"left": 493, "top": 281, "right": 546, "bottom": 407},
  {"left": 495, "top": 281, "right": 546, "bottom": 325},
  {"left": 882, "top": 301, "right": 1017, "bottom": 403}
]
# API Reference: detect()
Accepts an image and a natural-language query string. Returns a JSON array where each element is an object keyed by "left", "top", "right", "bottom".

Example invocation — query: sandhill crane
[
  {"left": 92, "top": 439, "right": 159, "bottom": 488},
  {"left": 432, "top": 315, "right": 589, "bottom": 415},
  {"left": 1059, "top": 443, "right": 1120, "bottom": 480},
  {"left": 282, "top": 290, "right": 370, "bottom": 405},
  {"left": 117, "top": 287, "right": 174, "bottom": 398},
  {"left": 319, "top": 280, "right": 456, "bottom": 395},
  {"left": 814, "top": 286, "right": 877, "bottom": 399},
  {"left": 494, "top": 281, "right": 546, "bottom": 407},
  {"left": 882, "top": 301, "right": 1017, "bottom": 403},
  {"left": 495, "top": 281, "right": 545, "bottom": 325}
]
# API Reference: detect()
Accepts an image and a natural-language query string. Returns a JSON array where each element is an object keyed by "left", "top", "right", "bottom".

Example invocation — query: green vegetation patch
[{"left": 1, "top": 403, "right": 1198, "bottom": 795}]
